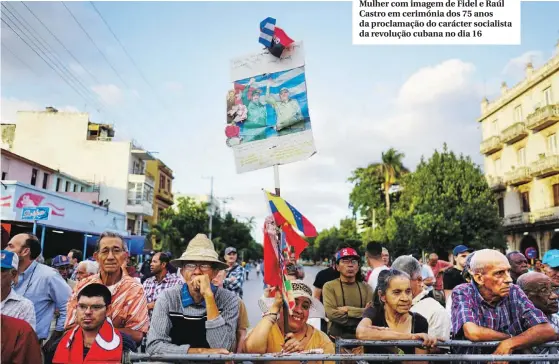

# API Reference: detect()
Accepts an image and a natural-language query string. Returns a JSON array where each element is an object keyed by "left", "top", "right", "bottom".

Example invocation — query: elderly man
[
  {"left": 52, "top": 283, "right": 136, "bottom": 363},
  {"left": 6, "top": 233, "right": 71, "bottom": 348},
  {"left": 542, "top": 250, "right": 559, "bottom": 290},
  {"left": 223, "top": 246, "right": 245, "bottom": 298},
  {"left": 0, "top": 250, "right": 36, "bottom": 330},
  {"left": 65, "top": 232, "right": 149, "bottom": 344},
  {"left": 517, "top": 272, "right": 559, "bottom": 361},
  {"left": 392, "top": 255, "right": 451, "bottom": 340},
  {"left": 75, "top": 260, "right": 99, "bottom": 281},
  {"left": 507, "top": 251, "right": 529, "bottom": 284},
  {"left": 146, "top": 234, "right": 239, "bottom": 355},
  {"left": 451, "top": 249, "right": 556, "bottom": 357}
]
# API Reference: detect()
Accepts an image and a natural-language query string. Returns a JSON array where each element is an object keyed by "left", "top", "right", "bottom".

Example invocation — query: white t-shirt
[
  {"left": 367, "top": 265, "right": 389, "bottom": 291},
  {"left": 421, "top": 264, "right": 435, "bottom": 292}
]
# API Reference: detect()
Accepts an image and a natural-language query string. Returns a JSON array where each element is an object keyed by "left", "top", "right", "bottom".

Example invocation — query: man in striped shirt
[{"left": 65, "top": 232, "right": 149, "bottom": 345}]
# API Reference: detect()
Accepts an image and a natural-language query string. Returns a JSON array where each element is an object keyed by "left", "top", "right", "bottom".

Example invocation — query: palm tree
[
  {"left": 148, "top": 219, "right": 181, "bottom": 256},
  {"left": 377, "top": 148, "right": 408, "bottom": 216}
]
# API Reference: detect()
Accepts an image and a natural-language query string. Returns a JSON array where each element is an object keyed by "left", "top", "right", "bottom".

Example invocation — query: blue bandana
[{"left": 181, "top": 283, "right": 218, "bottom": 308}]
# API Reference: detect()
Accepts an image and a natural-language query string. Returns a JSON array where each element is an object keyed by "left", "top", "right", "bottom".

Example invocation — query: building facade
[
  {"left": 9, "top": 107, "right": 155, "bottom": 237},
  {"left": 146, "top": 159, "right": 174, "bottom": 224},
  {"left": 479, "top": 43, "right": 559, "bottom": 257}
]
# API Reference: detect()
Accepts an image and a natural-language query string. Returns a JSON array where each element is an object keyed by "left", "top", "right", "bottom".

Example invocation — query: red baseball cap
[{"left": 335, "top": 248, "right": 360, "bottom": 262}]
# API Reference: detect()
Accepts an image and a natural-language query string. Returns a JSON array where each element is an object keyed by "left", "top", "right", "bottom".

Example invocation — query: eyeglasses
[
  {"left": 77, "top": 304, "right": 106, "bottom": 312},
  {"left": 183, "top": 263, "right": 213, "bottom": 271},
  {"left": 339, "top": 258, "right": 358, "bottom": 265}
]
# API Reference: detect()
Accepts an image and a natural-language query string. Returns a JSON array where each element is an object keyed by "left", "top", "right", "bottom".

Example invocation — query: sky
[{"left": 2, "top": 1, "right": 559, "bottom": 243}]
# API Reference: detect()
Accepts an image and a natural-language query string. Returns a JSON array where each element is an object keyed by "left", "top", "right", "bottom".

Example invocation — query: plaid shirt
[
  {"left": 451, "top": 281, "right": 549, "bottom": 355},
  {"left": 143, "top": 272, "right": 183, "bottom": 304},
  {"left": 223, "top": 263, "right": 244, "bottom": 295}
]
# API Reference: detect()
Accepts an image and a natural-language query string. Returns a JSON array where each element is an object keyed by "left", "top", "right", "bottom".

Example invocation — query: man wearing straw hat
[{"left": 146, "top": 233, "right": 239, "bottom": 355}]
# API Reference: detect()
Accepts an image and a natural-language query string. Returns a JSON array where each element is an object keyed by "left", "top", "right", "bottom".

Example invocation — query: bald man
[{"left": 451, "top": 249, "right": 556, "bottom": 356}]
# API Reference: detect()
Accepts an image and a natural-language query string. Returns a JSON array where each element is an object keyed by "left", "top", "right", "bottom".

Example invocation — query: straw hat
[
  {"left": 258, "top": 280, "right": 325, "bottom": 319},
  {"left": 171, "top": 234, "right": 228, "bottom": 270}
]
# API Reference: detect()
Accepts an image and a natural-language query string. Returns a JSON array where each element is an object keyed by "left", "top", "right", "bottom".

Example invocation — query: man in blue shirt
[{"left": 6, "top": 233, "right": 71, "bottom": 352}]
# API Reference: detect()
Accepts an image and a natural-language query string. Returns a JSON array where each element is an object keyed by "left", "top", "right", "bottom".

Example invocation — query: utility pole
[{"left": 207, "top": 176, "right": 214, "bottom": 240}]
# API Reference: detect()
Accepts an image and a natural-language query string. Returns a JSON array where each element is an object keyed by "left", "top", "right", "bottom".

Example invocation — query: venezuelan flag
[{"left": 264, "top": 190, "right": 317, "bottom": 237}]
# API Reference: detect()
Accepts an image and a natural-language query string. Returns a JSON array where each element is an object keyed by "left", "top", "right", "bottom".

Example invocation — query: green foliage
[
  {"left": 388, "top": 144, "right": 504, "bottom": 257},
  {"left": 148, "top": 196, "right": 261, "bottom": 260},
  {"left": 300, "top": 219, "right": 363, "bottom": 262}
]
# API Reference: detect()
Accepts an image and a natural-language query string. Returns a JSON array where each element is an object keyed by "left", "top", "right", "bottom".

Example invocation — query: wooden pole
[{"left": 273, "top": 165, "right": 290, "bottom": 335}]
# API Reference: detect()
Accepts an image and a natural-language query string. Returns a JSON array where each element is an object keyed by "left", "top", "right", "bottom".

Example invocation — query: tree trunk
[{"left": 385, "top": 185, "right": 391, "bottom": 216}]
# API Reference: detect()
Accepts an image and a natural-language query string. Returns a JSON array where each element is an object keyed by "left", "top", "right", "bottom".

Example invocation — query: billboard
[{"left": 226, "top": 42, "right": 316, "bottom": 173}]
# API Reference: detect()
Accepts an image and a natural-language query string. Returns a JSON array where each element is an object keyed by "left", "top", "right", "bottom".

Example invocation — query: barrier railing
[{"left": 126, "top": 339, "right": 559, "bottom": 363}]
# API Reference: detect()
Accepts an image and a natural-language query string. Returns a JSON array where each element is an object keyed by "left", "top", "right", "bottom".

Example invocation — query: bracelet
[{"left": 262, "top": 312, "right": 279, "bottom": 320}]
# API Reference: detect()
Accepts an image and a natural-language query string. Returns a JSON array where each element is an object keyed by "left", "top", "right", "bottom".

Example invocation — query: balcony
[
  {"left": 503, "top": 212, "right": 531, "bottom": 226},
  {"left": 128, "top": 172, "right": 155, "bottom": 188},
  {"left": 530, "top": 154, "right": 559, "bottom": 178},
  {"left": 480, "top": 136, "right": 503, "bottom": 155},
  {"left": 486, "top": 175, "right": 506, "bottom": 191},
  {"left": 504, "top": 166, "right": 532, "bottom": 186},
  {"left": 526, "top": 103, "right": 559, "bottom": 132},
  {"left": 501, "top": 122, "right": 528, "bottom": 144},
  {"left": 125, "top": 199, "right": 154, "bottom": 216},
  {"left": 531, "top": 207, "right": 559, "bottom": 224}
]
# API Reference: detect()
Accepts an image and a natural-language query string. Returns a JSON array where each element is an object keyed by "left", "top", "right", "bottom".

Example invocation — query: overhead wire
[
  {"left": 1, "top": 15, "right": 103, "bottom": 114},
  {"left": 1, "top": 2, "right": 105, "bottom": 113},
  {"left": 19, "top": 1, "right": 102, "bottom": 86},
  {"left": 61, "top": 1, "right": 134, "bottom": 92},
  {"left": 1, "top": 42, "right": 39, "bottom": 77},
  {"left": 89, "top": 1, "right": 171, "bottom": 110}
]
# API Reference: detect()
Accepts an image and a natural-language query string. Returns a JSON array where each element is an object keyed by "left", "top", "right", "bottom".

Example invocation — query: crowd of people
[{"left": 2, "top": 229, "right": 559, "bottom": 363}]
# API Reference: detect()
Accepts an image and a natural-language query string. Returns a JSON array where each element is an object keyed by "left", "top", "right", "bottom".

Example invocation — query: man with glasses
[
  {"left": 51, "top": 283, "right": 136, "bottom": 363},
  {"left": 223, "top": 246, "right": 245, "bottom": 298},
  {"left": 322, "top": 247, "right": 373, "bottom": 355},
  {"left": 146, "top": 234, "right": 239, "bottom": 355},
  {"left": 65, "top": 232, "right": 149, "bottom": 345}
]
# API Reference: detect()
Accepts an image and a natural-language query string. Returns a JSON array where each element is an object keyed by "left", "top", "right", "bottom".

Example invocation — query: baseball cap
[
  {"left": 453, "top": 245, "right": 472, "bottom": 256},
  {"left": 225, "top": 247, "right": 237, "bottom": 255},
  {"left": 52, "top": 255, "right": 71, "bottom": 267},
  {"left": 1, "top": 250, "right": 18, "bottom": 270},
  {"left": 335, "top": 247, "right": 360, "bottom": 262},
  {"left": 543, "top": 250, "right": 559, "bottom": 268}
]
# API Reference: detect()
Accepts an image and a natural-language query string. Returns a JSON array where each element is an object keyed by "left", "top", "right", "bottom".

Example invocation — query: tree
[
  {"left": 348, "top": 165, "right": 385, "bottom": 227},
  {"left": 390, "top": 144, "right": 504, "bottom": 257},
  {"left": 147, "top": 218, "right": 180, "bottom": 254},
  {"left": 378, "top": 148, "right": 408, "bottom": 216}
]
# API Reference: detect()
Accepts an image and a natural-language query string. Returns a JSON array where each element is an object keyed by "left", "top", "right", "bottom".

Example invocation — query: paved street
[{"left": 243, "top": 265, "right": 324, "bottom": 328}]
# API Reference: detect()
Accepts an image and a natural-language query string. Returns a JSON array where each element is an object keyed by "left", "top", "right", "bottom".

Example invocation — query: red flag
[
  {"left": 263, "top": 222, "right": 282, "bottom": 287},
  {"left": 273, "top": 27, "right": 294, "bottom": 47},
  {"left": 281, "top": 223, "right": 308, "bottom": 260}
]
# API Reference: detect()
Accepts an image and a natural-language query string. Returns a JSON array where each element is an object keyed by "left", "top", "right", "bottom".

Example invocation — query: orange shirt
[{"left": 64, "top": 273, "right": 149, "bottom": 334}]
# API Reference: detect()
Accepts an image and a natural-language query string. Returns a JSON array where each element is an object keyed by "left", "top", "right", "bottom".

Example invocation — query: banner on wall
[{"left": 226, "top": 42, "right": 316, "bottom": 173}]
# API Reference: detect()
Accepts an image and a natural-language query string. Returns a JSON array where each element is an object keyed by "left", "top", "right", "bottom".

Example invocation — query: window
[
  {"left": 521, "top": 192, "right": 530, "bottom": 212},
  {"left": 544, "top": 87, "right": 552, "bottom": 106},
  {"left": 494, "top": 158, "right": 502, "bottom": 175},
  {"left": 492, "top": 120, "right": 498, "bottom": 135},
  {"left": 517, "top": 148, "right": 526, "bottom": 166},
  {"left": 81, "top": 186, "right": 85, "bottom": 192},
  {"left": 548, "top": 134, "right": 558, "bottom": 154},
  {"left": 55, "top": 178, "right": 61, "bottom": 191},
  {"left": 73, "top": 184, "right": 78, "bottom": 192},
  {"left": 1, "top": 172, "right": 6, "bottom": 180},
  {"left": 65, "top": 181, "right": 70, "bottom": 192},
  {"left": 167, "top": 178, "right": 172, "bottom": 192},
  {"left": 42, "top": 173, "right": 49, "bottom": 189},
  {"left": 160, "top": 175, "right": 165, "bottom": 190},
  {"left": 514, "top": 105, "right": 523, "bottom": 122},
  {"left": 497, "top": 197, "right": 504, "bottom": 218},
  {"left": 30, "top": 168, "right": 38, "bottom": 186},
  {"left": 554, "top": 184, "right": 559, "bottom": 207}
]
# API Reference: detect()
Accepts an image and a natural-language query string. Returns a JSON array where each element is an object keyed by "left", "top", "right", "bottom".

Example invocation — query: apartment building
[
  {"left": 479, "top": 43, "right": 559, "bottom": 257},
  {"left": 9, "top": 107, "right": 156, "bottom": 236}
]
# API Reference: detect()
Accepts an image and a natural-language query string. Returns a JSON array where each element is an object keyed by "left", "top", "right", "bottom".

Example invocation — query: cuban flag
[{"left": 259, "top": 17, "right": 276, "bottom": 48}]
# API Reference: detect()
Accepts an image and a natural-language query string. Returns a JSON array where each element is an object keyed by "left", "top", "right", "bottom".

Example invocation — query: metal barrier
[
  {"left": 126, "top": 339, "right": 559, "bottom": 363},
  {"left": 127, "top": 352, "right": 559, "bottom": 362}
]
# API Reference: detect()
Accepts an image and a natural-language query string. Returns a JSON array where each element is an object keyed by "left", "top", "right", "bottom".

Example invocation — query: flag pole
[{"left": 273, "top": 164, "right": 290, "bottom": 336}]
